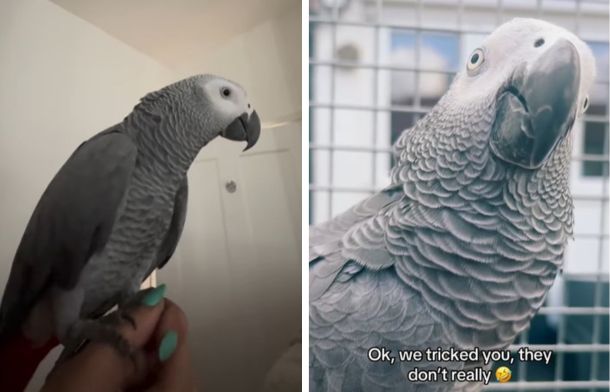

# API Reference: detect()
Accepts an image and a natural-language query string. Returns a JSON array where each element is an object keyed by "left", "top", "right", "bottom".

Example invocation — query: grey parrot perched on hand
[
  {"left": 309, "top": 19, "right": 596, "bottom": 391},
  {"left": 0, "top": 74, "right": 260, "bottom": 390}
]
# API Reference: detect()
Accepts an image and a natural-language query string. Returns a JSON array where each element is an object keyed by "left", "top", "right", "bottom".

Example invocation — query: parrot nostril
[
  {"left": 534, "top": 38, "right": 545, "bottom": 48},
  {"left": 248, "top": 103, "right": 251, "bottom": 109}
]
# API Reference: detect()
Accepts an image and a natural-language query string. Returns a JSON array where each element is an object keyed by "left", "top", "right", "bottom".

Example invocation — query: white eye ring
[
  {"left": 467, "top": 48, "right": 485, "bottom": 72},
  {"left": 583, "top": 96, "right": 590, "bottom": 113}
]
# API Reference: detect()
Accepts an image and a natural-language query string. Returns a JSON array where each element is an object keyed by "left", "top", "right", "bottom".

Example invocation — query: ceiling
[{"left": 51, "top": 0, "right": 298, "bottom": 69}]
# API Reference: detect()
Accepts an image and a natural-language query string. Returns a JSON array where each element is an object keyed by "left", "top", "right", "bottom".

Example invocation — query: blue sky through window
[{"left": 391, "top": 30, "right": 460, "bottom": 71}]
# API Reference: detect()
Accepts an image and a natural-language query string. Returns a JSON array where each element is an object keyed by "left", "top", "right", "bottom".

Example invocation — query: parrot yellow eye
[
  {"left": 467, "top": 48, "right": 485, "bottom": 73},
  {"left": 221, "top": 87, "right": 231, "bottom": 98},
  {"left": 583, "top": 96, "right": 590, "bottom": 112}
]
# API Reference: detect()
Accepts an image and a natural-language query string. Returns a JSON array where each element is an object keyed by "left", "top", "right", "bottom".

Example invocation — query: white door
[{"left": 158, "top": 121, "right": 301, "bottom": 392}]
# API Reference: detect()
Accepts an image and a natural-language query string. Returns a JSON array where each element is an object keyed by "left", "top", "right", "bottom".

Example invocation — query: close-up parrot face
[
  {"left": 450, "top": 18, "right": 596, "bottom": 170},
  {"left": 192, "top": 74, "right": 261, "bottom": 151}
]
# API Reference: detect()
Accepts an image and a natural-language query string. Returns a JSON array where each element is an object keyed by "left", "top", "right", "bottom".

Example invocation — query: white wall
[
  {"left": 180, "top": 3, "right": 302, "bottom": 124},
  {"left": 0, "top": 0, "right": 174, "bottom": 389}
]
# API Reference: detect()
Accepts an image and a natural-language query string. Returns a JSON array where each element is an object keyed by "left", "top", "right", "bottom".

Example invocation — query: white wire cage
[{"left": 309, "top": 0, "right": 610, "bottom": 390}]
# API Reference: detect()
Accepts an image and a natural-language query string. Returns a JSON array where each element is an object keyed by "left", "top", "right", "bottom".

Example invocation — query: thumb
[{"left": 42, "top": 284, "right": 168, "bottom": 392}]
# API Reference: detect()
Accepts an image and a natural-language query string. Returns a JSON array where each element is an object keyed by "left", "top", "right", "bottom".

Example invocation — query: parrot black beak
[
  {"left": 490, "top": 39, "right": 580, "bottom": 169},
  {"left": 222, "top": 110, "right": 261, "bottom": 151}
]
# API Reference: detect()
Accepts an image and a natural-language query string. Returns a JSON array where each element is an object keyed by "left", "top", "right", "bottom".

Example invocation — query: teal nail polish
[
  {"left": 159, "top": 330, "right": 178, "bottom": 362},
  {"left": 141, "top": 284, "right": 166, "bottom": 307}
]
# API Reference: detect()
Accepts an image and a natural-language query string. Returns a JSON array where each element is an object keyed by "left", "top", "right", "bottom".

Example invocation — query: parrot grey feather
[
  {"left": 0, "top": 128, "right": 136, "bottom": 341},
  {"left": 310, "top": 186, "right": 402, "bottom": 301},
  {"left": 151, "top": 177, "right": 188, "bottom": 272},
  {"left": 310, "top": 185, "right": 402, "bottom": 257}
]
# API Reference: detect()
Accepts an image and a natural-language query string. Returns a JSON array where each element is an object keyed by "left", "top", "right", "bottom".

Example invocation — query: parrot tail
[{"left": 0, "top": 333, "right": 59, "bottom": 392}]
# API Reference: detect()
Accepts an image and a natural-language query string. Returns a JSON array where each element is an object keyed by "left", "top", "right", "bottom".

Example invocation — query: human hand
[{"left": 42, "top": 288, "right": 196, "bottom": 392}]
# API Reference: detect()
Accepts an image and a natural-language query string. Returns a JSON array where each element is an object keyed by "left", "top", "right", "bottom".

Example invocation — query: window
[{"left": 389, "top": 30, "right": 458, "bottom": 145}]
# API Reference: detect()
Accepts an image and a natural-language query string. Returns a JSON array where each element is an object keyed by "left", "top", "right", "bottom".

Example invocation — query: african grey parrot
[
  {"left": 310, "top": 19, "right": 596, "bottom": 391},
  {"left": 0, "top": 74, "right": 260, "bottom": 390}
]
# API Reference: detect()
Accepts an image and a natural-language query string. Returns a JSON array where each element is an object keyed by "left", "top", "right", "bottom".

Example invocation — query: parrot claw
[
  {"left": 115, "top": 285, "right": 166, "bottom": 330},
  {"left": 102, "top": 309, "right": 137, "bottom": 330},
  {"left": 53, "top": 287, "right": 163, "bottom": 371},
  {"left": 58, "top": 319, "right": 137, "bottom": 364},
  {"left": 121, "top": 313, "right": 137, "bottom": 330}
]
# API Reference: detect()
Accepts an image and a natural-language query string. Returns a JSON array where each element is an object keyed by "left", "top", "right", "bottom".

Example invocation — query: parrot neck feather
[
  {"left": 386, "top": 96, "right": 572, "bottom": 348},
  {"left": 122, "top": 99, "right": 210, "bottom": 177}
]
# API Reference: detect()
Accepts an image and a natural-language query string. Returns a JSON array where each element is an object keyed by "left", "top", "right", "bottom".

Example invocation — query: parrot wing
[
  {"left": 309, "top": 186, "right": 457, "bottom": 391},
  {"left": 309, "top": 185, "right": 403, "bottom": 301},
  {"left": 0, "top": 127, "right": 136, "bottom": 341}
]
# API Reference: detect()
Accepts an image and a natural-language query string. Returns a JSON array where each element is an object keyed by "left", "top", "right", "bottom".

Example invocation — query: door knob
[{"left": 225, "top": 180, "right": 237, "bottom": 193}]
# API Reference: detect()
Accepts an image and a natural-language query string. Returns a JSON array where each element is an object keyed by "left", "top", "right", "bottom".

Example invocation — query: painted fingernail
[
  {"left": 141, "top": 284, "right": 166, "bottom": 307},
  {"left": 158, "top": 330, "right": 178, "bottom": 362}
]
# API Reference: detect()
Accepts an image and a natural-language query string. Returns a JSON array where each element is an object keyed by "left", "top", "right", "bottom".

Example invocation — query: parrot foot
[
  {"left": 58, "top": 319, "right": 137, "bottom": 364},
  {"left": 114, "top": 285, "right": 165, "bottom": 330},
  {"left": 102, "top": 308, "right": 137, "bottom": 330}
]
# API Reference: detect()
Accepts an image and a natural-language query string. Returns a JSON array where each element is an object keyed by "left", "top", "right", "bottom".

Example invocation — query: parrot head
[
  {"left": 450, "top": 18, "right": 596, "bottom": 170},
  {"left": 194, "top": 74, "right": 261, "bottom": 151},
  {"left": 156, "top": 74, "right": 261, "bottom": 151}
]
